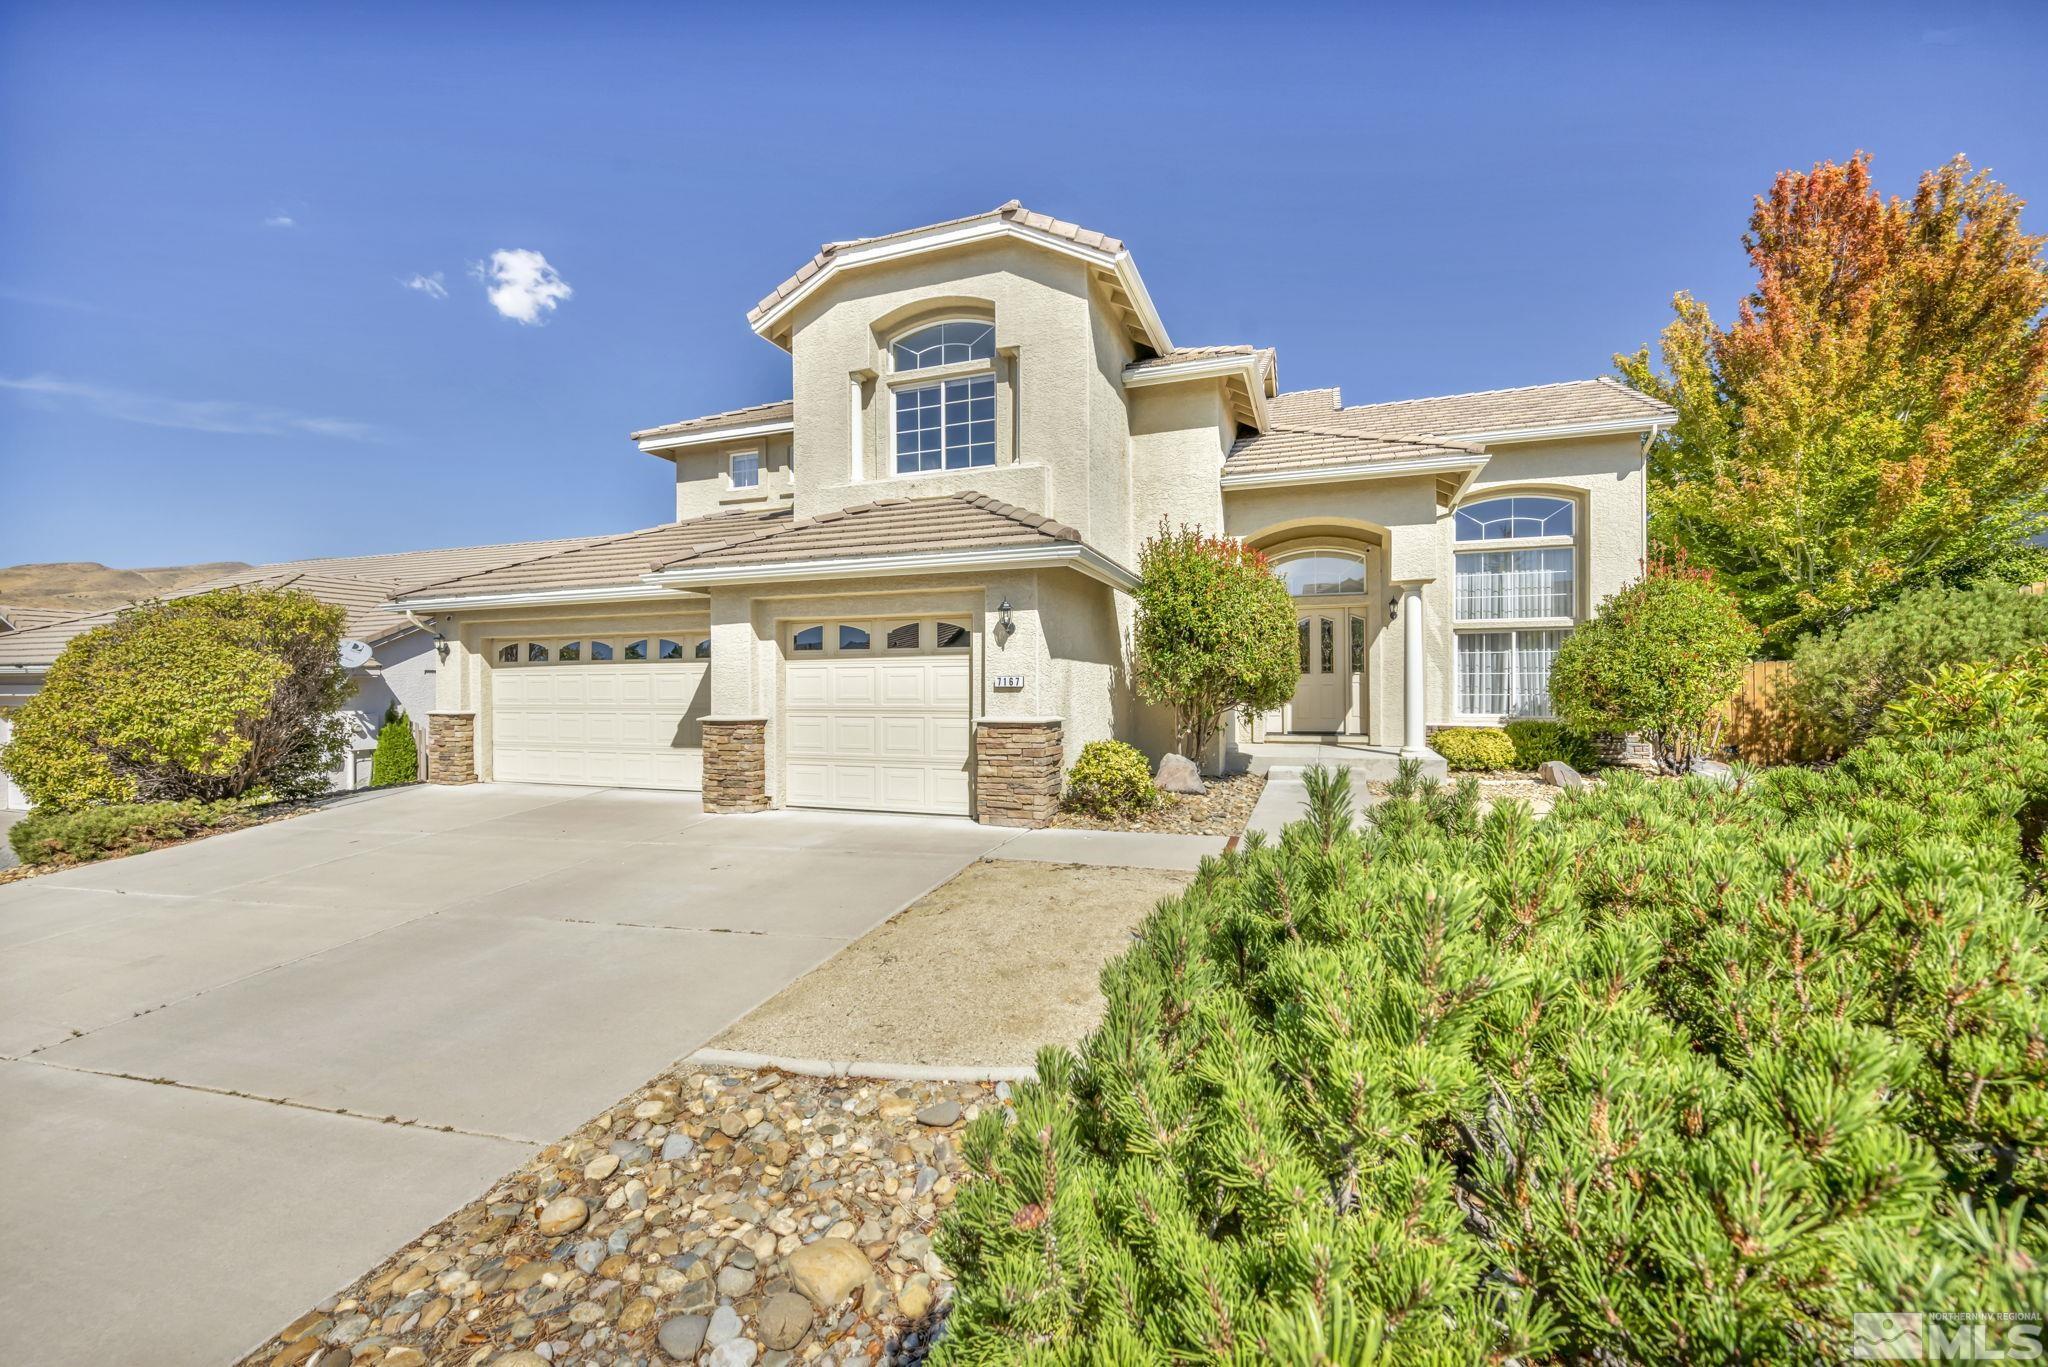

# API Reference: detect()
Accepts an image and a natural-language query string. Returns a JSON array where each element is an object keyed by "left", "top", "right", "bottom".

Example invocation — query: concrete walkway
[
  {"left": 985, "top": 826, "right": 1227, "bottom": 871},
  {"left": 0, "top": 784, "right": 1013, "bottom": 1366},
  {"left": 1246, "top": 765, "right": 1386, "bottom": 838}
]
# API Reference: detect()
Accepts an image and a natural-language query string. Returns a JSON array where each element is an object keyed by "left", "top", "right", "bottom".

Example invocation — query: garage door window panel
[{"left": 624, "top": 639, "right": 648, "bottom": 661}]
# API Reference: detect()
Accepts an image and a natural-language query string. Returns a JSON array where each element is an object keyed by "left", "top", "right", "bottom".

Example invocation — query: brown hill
[{"left": 0, "top": 560, "right": 251, "bottom": 613}]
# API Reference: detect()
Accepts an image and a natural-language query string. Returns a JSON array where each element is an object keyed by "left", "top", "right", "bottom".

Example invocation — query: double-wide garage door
[
  {"left": 784, "top": 617, "right": 970, "bottom": 815},
  {"left": 490, "top": 634, "right": 706, "bottom": 790}
]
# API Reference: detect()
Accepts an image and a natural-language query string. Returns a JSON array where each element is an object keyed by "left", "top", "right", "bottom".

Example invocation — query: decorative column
[
  {"left": 974, "top": 718, "right": 1064, "bottom": 828},
  {"left": 1398, "top": 582, "right": 1428, "bottom": 757},
  {"left": 426, "top": 712, "right": 477, "bottom": 785},
  {"left": 702, "top": 717, "right": 770, "bottom": 813}
]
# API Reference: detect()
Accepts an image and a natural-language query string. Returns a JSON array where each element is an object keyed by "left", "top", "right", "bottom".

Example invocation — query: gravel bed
[
  {"left": 244, "top": 1068, "right": 992, "bottom": 1367},
  {"left": 1049, "top": 770, "right": 1265, "bottom": 835}
]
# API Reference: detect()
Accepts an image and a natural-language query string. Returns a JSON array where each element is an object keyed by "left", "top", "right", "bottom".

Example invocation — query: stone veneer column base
[
  {"left": 974, "top": 718, "right": 1064, "bottom": 828},
  {"left": 702, "top": 717, "right": 770, "bottom": 813},
  {"left": 426, "top": 712, "right": 477, "bottom": 785}
]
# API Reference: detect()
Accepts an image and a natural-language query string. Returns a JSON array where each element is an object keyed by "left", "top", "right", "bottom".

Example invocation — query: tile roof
[
  {"left": 652, "top": 493, "right": 1087, "bottom": 573},
  {"left": 1234, "top": 379, "right": 1672, "bottom": 480},
  {"left": 0, "top": 605, "right": 77, "bottom": 633},
  {"left": 1124, "top": 345, "right": 1259, "bottom": 371},
  {"left": 0, "top": 533, "right": 608, "bottom": 670},
  {"left": 748, "top": 200, "right": 1126, "bottom": 326},
  {"left": 629, "top": 399, "right": 794, "bottom": 444},
  {"left": 393, "top": 508, "right": 795, "bottom": 601}
]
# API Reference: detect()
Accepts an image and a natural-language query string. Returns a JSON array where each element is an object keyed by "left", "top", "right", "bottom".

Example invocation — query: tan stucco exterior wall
[
  {"left": 669, "top": 434, "right": 796, "bottom": 522},
  {"left": 1127, "top": 383, "right": 1231, "bottom": 542}
]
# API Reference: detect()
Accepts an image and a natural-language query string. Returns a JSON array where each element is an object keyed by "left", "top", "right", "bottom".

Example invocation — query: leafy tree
[
  {"left": 1618, "top": 153, "right": 2048, "bottom": 646},
  {"left": 1782, "top": 579, "right": 2048, "bottom": 754},
  {"left": 370, "top": 702, "right": 419, "bottom": 787},
  {"left": 1, "top": 587, "right": 351, "bottom": 809},
  {"left": 1133, "top": 523, "right": 1296, "bottom": 761},
  {"left": 1548, "top": 557, "right": 1757, "bottom": 772}
]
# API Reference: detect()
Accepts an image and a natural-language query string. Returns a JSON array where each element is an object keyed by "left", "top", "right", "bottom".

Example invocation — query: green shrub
[
  {"left": 1430, "top": 726, "right": 1516, "bottom": 771},
  {"left": 1502, "top": 717, "right": 1595, "bottom": 770},
  {"left": 1784, "top": 581, "right": 2048, "bottom": 755},
  {"left": 936, "top": 729, "right": 2048, "bottom": 1363},
  {"left": 370, "top": 704, "right": 418, "bottom": 787},
  {"left": 1, "top": 587, "right": 351, "bottom": 811},
  {"left": 1549, "top": 557, "right": 1757, "bottom": 773},
  {"left": 1062, "top": 740, "right": 1158, "bottom": 818},
  {"left": 7, "top": 799, "right": 241, "bottom": 866},
  {"left": 1881, "top": 645, "right": 2048, "bottom": 739}
]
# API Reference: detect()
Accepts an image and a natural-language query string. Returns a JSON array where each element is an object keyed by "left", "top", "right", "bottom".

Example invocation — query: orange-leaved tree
[{"left": 1618, "top": 153, "right": 2048, "bottom": 648}]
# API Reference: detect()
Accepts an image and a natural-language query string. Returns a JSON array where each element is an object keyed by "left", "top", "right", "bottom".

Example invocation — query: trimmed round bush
[
  {"left": 1549, "top": 559, "right": 1757, "bottom": 773},
  {"left": 1784, "top": 581, "right": 2048, "bottom": 755},
  {"left": 1062, "top": 740, "right": 1159, "bottom": 818},
  {"left": 1432, "top": 727, "right": 1516, "bottom": 772}
]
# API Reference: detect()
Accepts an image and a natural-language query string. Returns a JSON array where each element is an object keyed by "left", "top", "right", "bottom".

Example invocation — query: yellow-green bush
[
  {"left": 1063, "top": 740, "right": 1159, "bottom": 818},
  {"left": 1432, "top": 727, "right": 1516, "bottom": 771},
  {"left": 1502, "top": 718, "right": 1595, "bottom": 770}
]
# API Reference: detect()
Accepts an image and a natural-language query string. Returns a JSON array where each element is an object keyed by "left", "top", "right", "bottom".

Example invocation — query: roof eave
[
  {"left": 644, "top": 541, "right": 1139, "bottom": 594},
  {"left": 1124, "top": 353, "right": 1269, "bottom": 431},
  {"left": 1221, "top": 453, "right": 1488, "bottom": 491},
  {"left": 748, "top": 219, "right": 1170, "bottom": 355},
  {"left": 634, "top": 418, "right": 796, "bottom": 454},
  {"left": 1439, "top": 415, "right": 1669, "bottom": 444},
  {"left": 389, "top": 583, "right": 706, "bottom": 614}
]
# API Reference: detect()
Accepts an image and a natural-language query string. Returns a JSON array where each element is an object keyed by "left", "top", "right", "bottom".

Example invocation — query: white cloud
[
  {"left": 402, "top": 271, "right": 448, "bottom": 299},
  {"left": 471, "top": 248, "right": 572, "bottom": 325},
  {"left": 0, "top": 374, "right": 377, "bottom": 441},
  {"left": 263, "top": 214, "right": 296, "bottom": 229}
]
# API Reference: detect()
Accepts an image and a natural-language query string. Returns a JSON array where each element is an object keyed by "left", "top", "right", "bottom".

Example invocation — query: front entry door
[{"left": 1293, "top": 614, "right": 1344, "bottom": 732}]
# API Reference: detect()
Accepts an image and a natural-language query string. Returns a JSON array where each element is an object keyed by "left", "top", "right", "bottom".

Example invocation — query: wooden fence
[{"left": 1718, "top": 659, "right": 1799, "bottom": 764}]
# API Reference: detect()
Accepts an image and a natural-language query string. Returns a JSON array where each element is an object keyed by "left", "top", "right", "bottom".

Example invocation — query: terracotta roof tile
[
  {"left": 394, "top": 508, "right": 795, "bottom": 601},
  {"left": 652, "top": 493, "right": 1088, "bottom": 573},
  {"left": 629, "top": 399, "right": 794, "bottom": 444}
]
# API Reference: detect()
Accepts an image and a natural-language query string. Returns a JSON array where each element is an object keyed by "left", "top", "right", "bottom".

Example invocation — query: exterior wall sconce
[
  {"left": 434, "top": 632, "right": 450, "bottom": 662},
  {"left": 998, "top": 599, "right": 1014, "bottom": 632}
]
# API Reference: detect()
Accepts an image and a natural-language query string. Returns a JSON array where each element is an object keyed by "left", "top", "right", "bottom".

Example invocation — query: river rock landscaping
[
  {"left": 1049, "top": 768, "right": 1263, "bottom": 835},
  {"left": 243, "top": 1067, "right": 992, "bottom": 1367}
]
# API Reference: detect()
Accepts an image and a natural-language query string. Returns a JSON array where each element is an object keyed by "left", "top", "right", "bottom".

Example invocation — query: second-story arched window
[{"left": 890, "top": 320, "right": 995, "bottom": 473}]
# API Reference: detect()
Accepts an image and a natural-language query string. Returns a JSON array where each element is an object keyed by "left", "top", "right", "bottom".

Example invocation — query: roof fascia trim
[
  {"left": 1437, "top": 415, "right": 1667, "bottom": 444},
  {"left": 644, "top": 541, "right": 1139, "bottom": 594},
  {"left": 1125, "top": 353, "right": 1270, "bottom": 431},
  {"left": 389, "top": 583, "right": 705, "bottom": 613},
  {"left": 1221, "top": 453, "right": 1488, "bottom": 490},
  {"left": 636, "top": 419, "right": 796, "bottom": 454}
]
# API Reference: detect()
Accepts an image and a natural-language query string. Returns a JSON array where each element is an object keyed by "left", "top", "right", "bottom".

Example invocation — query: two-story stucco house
[{"left": 394, "top": 202, "right": 1672, "bottom": 824}]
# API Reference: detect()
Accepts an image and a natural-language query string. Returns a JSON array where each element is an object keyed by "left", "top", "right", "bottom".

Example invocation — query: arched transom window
[
  {"left": 1452, "top": 494, "right": 1578, "bottom": 719},
  {"left": 1277, "top": 553, "right": 1366, "bottom": 597},
  {"left": 890, "top": 320, "right": 996, "bottom": 474}
]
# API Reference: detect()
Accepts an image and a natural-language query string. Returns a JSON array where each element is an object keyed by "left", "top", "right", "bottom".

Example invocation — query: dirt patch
[
  {"left": 1049, "top": 770, "right": 1265, "bottom": 836},
  {"left": 711, "top": 859, "right": 1194, "bottom": 1068}
]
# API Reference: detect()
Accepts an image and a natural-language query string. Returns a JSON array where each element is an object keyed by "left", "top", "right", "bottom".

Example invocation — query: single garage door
[
  {"left": 490, "top": 633, "right": 707, "bottom": 790},
  {"left": 784, "top": 617, "right": 971, "bottom": 815}
]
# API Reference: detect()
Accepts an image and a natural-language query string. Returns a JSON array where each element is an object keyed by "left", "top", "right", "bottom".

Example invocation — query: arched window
[
  {"left": 658, "top": 639, "right": 685, "bottom": 660},
  {"left": 891, "top": 320, "right": 995, "bottom": 474},
  {"left": 792, "top": 626, "right": 824, "bottom": 652},
  {"left": 497, "top": 643, "right": 519, "bottom": 664},
  {"left": 588, "top": 640, "right": 614, "bottom": 662},
  {"left": 1278, "top": 553, "right": 1365, "bottom": 597},
  {"left": 1452, "top": 494, "right": 1578, "bottom": 719},
  {"left": 526, "top": 642, "right": 550, "bottom": 663},
  {"left": 557, "top": 641, "right": 582, "bottom": 662},
  {"left": 892, "top": 321, "right": 994, "bottom": 371},
  {"left": 623, "top": 639, "right": 648, "bottom": 661},
  {"left": 693, "top": 638, "right": 711, "bottom": 660}
]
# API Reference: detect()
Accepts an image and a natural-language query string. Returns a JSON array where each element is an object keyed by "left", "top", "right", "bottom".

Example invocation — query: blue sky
[{"left": 3, "top": 1, "right": 2044, "bottom": 568}]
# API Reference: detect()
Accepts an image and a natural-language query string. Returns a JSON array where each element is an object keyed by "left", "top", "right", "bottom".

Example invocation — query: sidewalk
[{"left": 983, "top": 826, "right": 1226, "bottom": 871}]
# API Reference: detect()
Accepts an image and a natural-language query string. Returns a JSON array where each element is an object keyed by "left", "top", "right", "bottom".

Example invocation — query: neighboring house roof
[
  {"left": 630, "top": 399, "right": 794, "bottom": 449},
  {"left": 1265, "top": 377, "right": 1672, "bottom": 441},
  {"left": 0, "top": 533, "right": 608, "bottom": 672},
  {"left": 0, "top": 605, "right": 76, "bottom": 633},
  {"left": 393, "top": 508, "right": 794, "bottom": 606},
  {"left": 746, "top": 200, "right": 1170, "bottom": 356},
  {"left": 645, "top": 493, "right": 1137, "bottom": 592}
]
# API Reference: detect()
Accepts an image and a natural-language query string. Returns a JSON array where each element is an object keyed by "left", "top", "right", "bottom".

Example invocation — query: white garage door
[
  {"left": 784, "top": 618, "right": 971, "bottom": 815},
  {"left": 490, "top": 634, "right": 707, "bottom": 790}
]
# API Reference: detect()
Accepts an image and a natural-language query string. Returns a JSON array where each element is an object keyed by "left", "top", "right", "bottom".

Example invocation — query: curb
[{"left": 685, "top": 1047, "right": 1036, "bottom": 1085}]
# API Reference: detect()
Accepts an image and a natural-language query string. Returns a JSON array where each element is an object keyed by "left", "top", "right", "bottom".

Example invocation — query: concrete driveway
[{"left": 0, "top": 784, "right": 1011, "bottom": 1366}]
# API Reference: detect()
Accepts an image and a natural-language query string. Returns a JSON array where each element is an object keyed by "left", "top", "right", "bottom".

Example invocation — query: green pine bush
[
  {"left": 1502, "top": 718, "right": 1595, "bottom": 771},
  {"left": 1785, "top": 581, "right": 2048, "bottom": 755},
  {"left": 935, "top": 726, "right": 2048, "bottom": 1364},
  {"left": 370, "top": 704, "right": 419, "bottom": 787},
  {"left": 8, "top": 798, "right": 241, "bottom": 866},
  {"left": 1430, "top": 726, "right": 1516, "bottom": 771},
  {"left": 1062, "top": 740, "right": 1159, "bottom": 818}
]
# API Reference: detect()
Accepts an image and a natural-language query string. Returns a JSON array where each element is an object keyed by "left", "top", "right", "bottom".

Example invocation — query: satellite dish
[{"left": 337, "top": 638, "right": 374, "bottom": 669}]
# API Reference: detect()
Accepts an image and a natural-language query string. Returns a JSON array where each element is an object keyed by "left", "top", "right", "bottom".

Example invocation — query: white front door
[
  {"left": 783, "top": 618, "right": 971, "bottom": 816},
  {"left": 1292, "top": 613, "right": 1344, "bottom": 732},
  {"left": 490, "top": 634, "right": 707, "bottom": 790}
]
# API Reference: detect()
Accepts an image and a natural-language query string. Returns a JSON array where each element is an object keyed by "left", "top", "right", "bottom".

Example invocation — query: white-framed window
[
  {"left": 1278, "top": 553, "right": 1366, "bottom": 597},
  {"left": 729, "top": 451, "right": 761, "bottom": 489},
  {"left": 889, "top": 319, "right": 996, "bottom": 474},
  {"left": 785, "top": 618, "right": 969, "bottom": 656},
  {"left": 1453, "top": 494, "right": 1578, "bottom": 718}
]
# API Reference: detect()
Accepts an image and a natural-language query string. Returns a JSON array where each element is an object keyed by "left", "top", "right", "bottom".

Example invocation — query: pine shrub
[
  {"left": 1430, "top": 726, "right": 1516, "bottom": 771},
  {"left": 1062, "top": 740, "right": 1159, "bottom": 818},
  {"left": 370, "top": 704, "right": 419, "bottom": 787},
  {"left": 936, "top": 728, "right": 2048, "bottom": 1364},
  {"left": 8, "top": 798, "right": 241, "bottom": 866}
]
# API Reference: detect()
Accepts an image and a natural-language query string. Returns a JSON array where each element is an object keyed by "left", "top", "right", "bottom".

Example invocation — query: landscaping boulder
[
  {"left": 1154, "top": 752, "right": 1205, "bottom": 795},
  {"left": 786, "top": 1238, "right": 873, "bottom": 1309},
  {"left": 1688, "top": 757, "right": 1736, "bottom": 787},
  {"left": 1536, "top": 760, "right": 1589, "bottom": 791}
]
